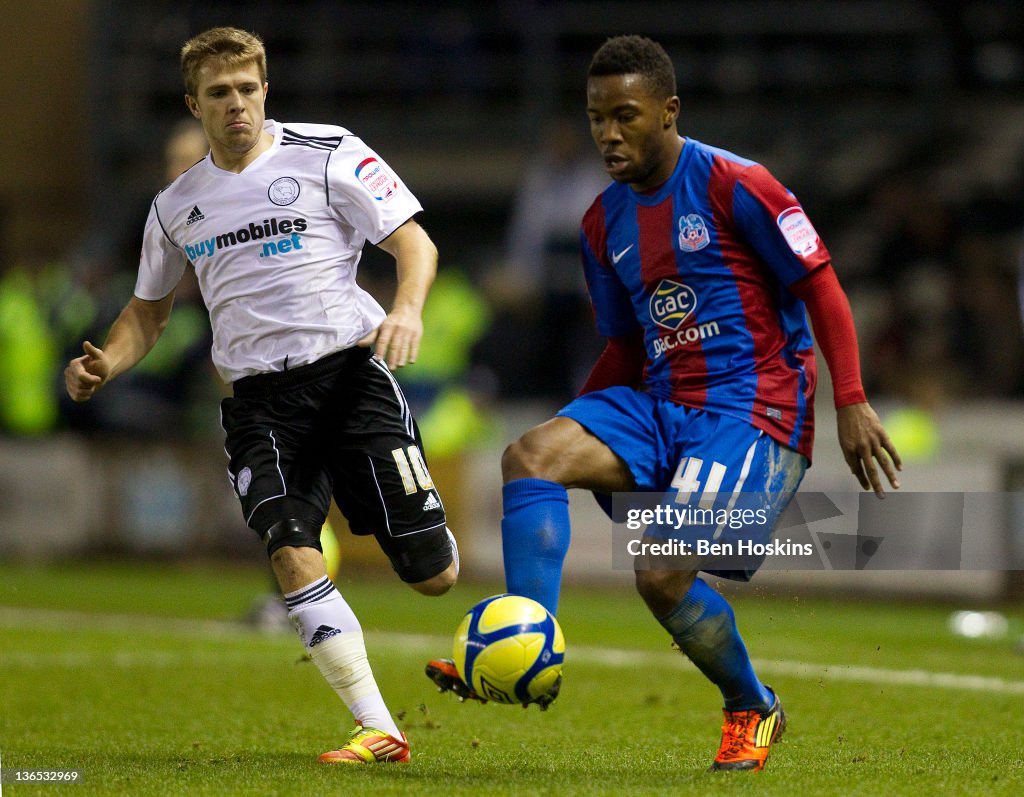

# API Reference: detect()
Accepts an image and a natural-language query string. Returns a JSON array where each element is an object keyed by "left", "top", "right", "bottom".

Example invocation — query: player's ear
[
  {"left": 185, "top": 94, "right": 201, "bottom": 119},
  {"left": 663, "top": 96, "right": 680, "bottom": 129}
]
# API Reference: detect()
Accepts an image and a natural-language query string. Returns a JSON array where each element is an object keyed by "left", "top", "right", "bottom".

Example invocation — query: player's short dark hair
[{"left": 588, "top": 35, "right": 677, "bottom": 99}]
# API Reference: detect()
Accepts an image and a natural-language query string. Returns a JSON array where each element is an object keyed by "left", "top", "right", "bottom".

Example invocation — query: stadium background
[
  {"left": 2, "top": 0, "right": 1022, "bottom": 602},
  {"left": 2, "top": 3, "right": 1024, "bottom": 794}
]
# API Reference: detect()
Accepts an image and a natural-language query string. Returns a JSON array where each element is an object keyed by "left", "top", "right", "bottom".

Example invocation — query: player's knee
[
  {"left": 635, "top": 569, "right": 695, "bottom": 615},
  {"left": 634, "top": 568, "right": 669, "bottom": 604},
  {"left": 501, "top": 438, "right": 530, "bottom": 480},
  {"left": 410, "top": 562, "right": 457, "bottom": 596},
  {"left": 264, "top": 518, "right": 323, "bottom": 558},
  {"left": 269, "top": 543, "right": 327, "bottom": 591},
  {"left": 269, "top": 545, "right": 299, "bottom": 575},
  {"left": 502, "top": 432, "right": 557, "bottom": 482},
  {"left": 264, "top": 519, "right": 326, "bottom": 585}
]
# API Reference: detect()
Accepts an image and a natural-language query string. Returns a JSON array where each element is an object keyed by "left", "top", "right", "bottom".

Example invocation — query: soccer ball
[{"left": 452, "top": 594, "right": 565, "bottom": 705}]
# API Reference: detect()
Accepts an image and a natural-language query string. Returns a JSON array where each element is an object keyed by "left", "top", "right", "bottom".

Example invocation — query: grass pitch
[{"left": 1, "top": 561, "right": 1022, "bottom": 796}]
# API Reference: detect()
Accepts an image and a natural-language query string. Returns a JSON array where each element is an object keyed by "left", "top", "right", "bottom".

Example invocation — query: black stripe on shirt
[{"left": 282, "top": 128, "right": 344, "bottom": 151}]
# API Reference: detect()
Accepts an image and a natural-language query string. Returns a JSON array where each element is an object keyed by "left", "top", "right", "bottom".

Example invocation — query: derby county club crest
[{"left": 268, "top": 177, "right": 300, "bottom": 206}]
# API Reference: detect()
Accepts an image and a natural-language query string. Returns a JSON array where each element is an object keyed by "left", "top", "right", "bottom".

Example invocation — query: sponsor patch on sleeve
[
  {"left": 355, "top": 157, "right": 397, "bottom": 202},
  {"left": 776, "top": 206, "right": 819, "bottom": 257}
]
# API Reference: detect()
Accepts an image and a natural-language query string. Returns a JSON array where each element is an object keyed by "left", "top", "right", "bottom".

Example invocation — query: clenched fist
[{"left": 64, "top": 341, "right": 111, "bottom": 402}]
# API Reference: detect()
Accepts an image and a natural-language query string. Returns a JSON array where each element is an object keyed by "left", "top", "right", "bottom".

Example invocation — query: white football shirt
[{"left": 135, "top": 119, "right": 423, "bottom": 382}]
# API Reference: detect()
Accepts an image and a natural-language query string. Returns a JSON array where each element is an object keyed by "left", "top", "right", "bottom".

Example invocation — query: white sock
[{"left": 285, "top": 576, "right": 401, "bottom": 738}]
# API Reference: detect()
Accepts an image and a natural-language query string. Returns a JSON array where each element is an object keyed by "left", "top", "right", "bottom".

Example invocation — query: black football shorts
[{"left": 220, "top": 346, "right": 452, "bottom": 583}]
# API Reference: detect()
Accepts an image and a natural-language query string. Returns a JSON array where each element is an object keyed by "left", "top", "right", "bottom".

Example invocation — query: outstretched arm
[
  {"left": 64, "top": 292, "right": 175, "bottom": 402},
  {"left": 366, "top": 218, "right": 438, "bottom": 369},
  {"left": 790, "top": 265, "right": 902, "bottom": 496}
]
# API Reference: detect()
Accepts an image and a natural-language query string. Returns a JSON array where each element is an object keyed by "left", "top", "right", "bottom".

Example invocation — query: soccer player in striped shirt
[{"left": 428, "top": 34, "right": 901, "bottom": 772}]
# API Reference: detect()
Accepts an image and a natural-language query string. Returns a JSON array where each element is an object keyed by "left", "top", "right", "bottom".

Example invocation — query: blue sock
[
  {"left": 501, "top": 478, "right": 570, "bottom": 615},
  {"left": 658, "top": 578, "right": 772, "bottom": 711}
]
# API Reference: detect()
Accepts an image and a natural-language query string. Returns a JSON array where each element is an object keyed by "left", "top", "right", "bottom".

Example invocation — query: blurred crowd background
[
  {"left": 2, "top": 1, "right": 1024, "bottom": 595},
  {"left": 4, "top": 0, "right": 1024, "bottom": 438}
]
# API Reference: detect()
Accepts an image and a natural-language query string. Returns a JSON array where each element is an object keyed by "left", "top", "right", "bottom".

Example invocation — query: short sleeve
[
  {"left": 325, "top": 136, "right": 423, "bottom": 244},
  {"left": 134, "top": 200, "right": 187, "bottom": 301}
]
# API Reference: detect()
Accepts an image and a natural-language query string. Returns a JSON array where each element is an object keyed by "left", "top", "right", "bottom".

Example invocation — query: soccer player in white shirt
[{"left": 64, "top": 26, "right": 458, "bottom": 765}]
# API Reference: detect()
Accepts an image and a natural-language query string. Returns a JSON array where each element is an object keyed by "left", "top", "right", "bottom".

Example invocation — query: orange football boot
[{"left": 710, "top": 690, "right": 786, "bottom": 772}]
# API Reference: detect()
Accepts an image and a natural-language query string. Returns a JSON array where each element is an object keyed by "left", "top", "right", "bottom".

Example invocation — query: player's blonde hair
[{"left": 180, "top": 27, "right": 267, "bottom": 96}]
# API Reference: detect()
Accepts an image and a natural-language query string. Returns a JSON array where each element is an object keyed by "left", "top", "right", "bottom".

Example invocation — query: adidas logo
[
  {"left": 309, "top": 624, "right": 342, "bottom": 647},
  {"left": 185, "top": 205, "right": 205, "bottom": 226},
  {"left": 422, "top": 492, "right": 441, "bottom": 511}
]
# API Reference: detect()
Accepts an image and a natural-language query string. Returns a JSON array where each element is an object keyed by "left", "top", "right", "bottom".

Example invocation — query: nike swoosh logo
[{"left": 611, "top": 244, "right": 634, "bottom": 264}]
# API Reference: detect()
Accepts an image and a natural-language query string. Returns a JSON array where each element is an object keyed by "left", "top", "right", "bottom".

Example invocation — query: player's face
[
  {"left": 586, "top": 74, "right": 680, "bottom": 192},
  {"left": 186, "top": 60, "right": 268, "bottom": 166}
]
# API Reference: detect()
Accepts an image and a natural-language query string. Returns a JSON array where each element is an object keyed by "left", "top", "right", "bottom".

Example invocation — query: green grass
[{"left": 1, "top": 561, "right": 1023, "bottom": 795}]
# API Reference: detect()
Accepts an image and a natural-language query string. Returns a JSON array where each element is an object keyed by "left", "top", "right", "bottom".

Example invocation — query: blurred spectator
[
  {"left": 0, "top": 254, "right": 96, "bottom": 437},
  {"left": 953, "top": 228, "right": 1024, "bottom": 396},
  {"left": 0, "top": 266, "right": 61, "bottom": 435},
  {"left": 398, "top": 267, "right": 496, "bottom": 457},
  {"left": 60, "top": 121, "right": 217, "bottom": 439},
  {"left": 864, "top": 169, "right": 962, "bottom": 398},
  {"left": 163, "top": 120, "right": 208, "bottom": 181},
  {"left": 478, "top": 116, "right": 609, "bottom": 400},
  {"left": 858, "top": 163, "right": 1024, "bottom": 402}
]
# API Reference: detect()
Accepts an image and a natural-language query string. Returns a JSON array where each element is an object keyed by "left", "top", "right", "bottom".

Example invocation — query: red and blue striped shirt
[{"left": 580, "top": 138, "right": 832, "bottom": 459}]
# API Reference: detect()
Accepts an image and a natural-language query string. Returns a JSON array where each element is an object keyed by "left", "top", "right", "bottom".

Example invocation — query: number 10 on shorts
[{"left": 392, "top": 446, "right": 435, "bottom": 494}]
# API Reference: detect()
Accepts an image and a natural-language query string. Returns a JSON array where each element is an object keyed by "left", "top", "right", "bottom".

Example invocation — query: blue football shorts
[{"left": 557, "top": 386, "right": 808, "bottom": 580}]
